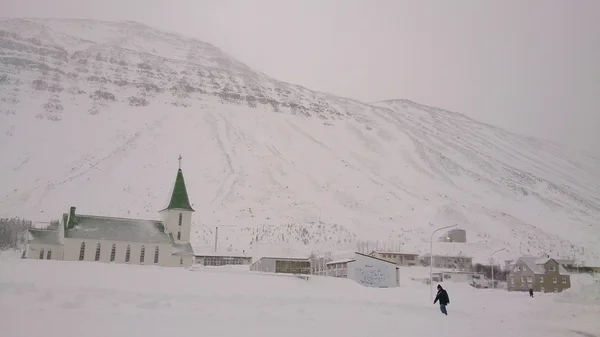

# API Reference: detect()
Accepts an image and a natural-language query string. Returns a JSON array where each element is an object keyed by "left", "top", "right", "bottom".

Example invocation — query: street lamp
[
  {"left": 490, "top": 248, "right": 506, "bottom": 288},
  {"left": 429, "top": 224, "right": 458, "bottom": 300}
]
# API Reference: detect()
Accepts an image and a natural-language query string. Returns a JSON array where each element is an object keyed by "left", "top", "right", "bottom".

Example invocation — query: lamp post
[
  {"left": 429, "top": 224, "right": 458, "bottom": 300},
  {"left": 490, "top": 248, "right": 506, "bottom": 288}
]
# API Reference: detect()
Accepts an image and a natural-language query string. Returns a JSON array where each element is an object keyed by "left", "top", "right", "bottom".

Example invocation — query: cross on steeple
[{"left": 178, "top": 154, "right": 182, "bottom": 170}]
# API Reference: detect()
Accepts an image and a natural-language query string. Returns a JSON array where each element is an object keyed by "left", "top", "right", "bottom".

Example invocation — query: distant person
[
  {"left": 529, "top": 288, "right": 534, "bottom": 298},
  {"left": 433, "top": 284, "right": 450, "bottom": 315}
]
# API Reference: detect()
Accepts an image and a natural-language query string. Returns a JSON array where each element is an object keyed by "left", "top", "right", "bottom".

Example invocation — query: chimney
[
  {"left": 68, "top": 206, "right": 76, "bottom": 228},
  {"left": 62, "top": 213, "right": 68, "bottom": 230}
]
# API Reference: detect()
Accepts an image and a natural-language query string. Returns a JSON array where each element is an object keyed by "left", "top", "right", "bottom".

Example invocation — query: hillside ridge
[{"left": 1, "top": 17, "right": 599, "bottom": 264}]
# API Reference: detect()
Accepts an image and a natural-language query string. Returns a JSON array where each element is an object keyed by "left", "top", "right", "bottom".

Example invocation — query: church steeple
[{"left": 162, "top": 156, "right": 194, "bottom": 212}]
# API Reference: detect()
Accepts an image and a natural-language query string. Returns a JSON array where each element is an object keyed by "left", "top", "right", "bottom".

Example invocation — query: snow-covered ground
[{"left": 1, "top": 257, "right": 599, "bottom": 337}]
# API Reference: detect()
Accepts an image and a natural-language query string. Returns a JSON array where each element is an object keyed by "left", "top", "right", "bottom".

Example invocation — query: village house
[
  {"left": 194, "top": 253, "right": 253, "bottom": 266},
  {"left": 326, "top": 252, "right": 400, "bottom": 288},
  {"left": 507, "top": 256, "right": 571, "bottom": 293},
  {"left": 368, "top": 251, "right": 419, "bottom": 266},
  {"left": 26, "top": 159, "right": 196, "bottom": 268},
  {"left": 421, "top": 254, "right": 473, "bottom": 271},
  {"left": 250, "top": 256, "right": 312, "bottom": 274}
]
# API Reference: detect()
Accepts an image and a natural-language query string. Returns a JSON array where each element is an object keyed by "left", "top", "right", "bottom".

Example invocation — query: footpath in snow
[{"left": 0, "top": 258, "right": 599, "bottom": 337}]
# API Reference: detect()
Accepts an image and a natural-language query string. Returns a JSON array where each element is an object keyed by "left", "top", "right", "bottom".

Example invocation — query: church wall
[
  {"left": 177, "top": 255, "right": 194, "bottom": 268},
  {"left": 27, "top": 243, "right": 63, "bottom": 260},
  {"left": 63, "top": 239, "right": 177, "bottom": 267},
  {"left": 160, "top": 210, "right": 192, "bottom": 243}
]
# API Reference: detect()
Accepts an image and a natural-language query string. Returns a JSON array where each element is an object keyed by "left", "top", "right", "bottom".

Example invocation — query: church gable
[
  {"left": 171, "top": 242, "right": 194, "bottom": 256},
  {"left": 65, "top": 214, "right": 173, "bottom": 244}
]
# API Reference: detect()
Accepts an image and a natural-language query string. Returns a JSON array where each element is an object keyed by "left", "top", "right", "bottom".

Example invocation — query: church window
[
  {"left": 110, "top": 244, "right": 116, "bottom": 262},
  {"left": 178, "top": 213, "right": 182, "bottom": 226},
  {"left": 154, "top": 246, "right": 159, "bottom": 264},
  {"left": 177, "top": 231, "right": 181, "bottom": 240},
  {"left": 95, "top": 243, "right": 101, "bottom": 261},
  {"left": 79, "top": 242, "right": 86, "bottom": 261},
  {"left": 125, "top": 245, "right": 131, "bottom": 263},
  {"left": 47, "top": 249, "right": 52, "bottom": 260},
  {"left": 39, "top": 248, "right": 45, "bottom": 259},
  {"left": 140, "top": 245, "right": 146, "bottom": 264}
]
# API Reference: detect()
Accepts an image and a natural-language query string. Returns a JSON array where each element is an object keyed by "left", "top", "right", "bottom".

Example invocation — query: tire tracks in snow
[{"left": 207, "top": 111, "right": 244, "bottom": 205}]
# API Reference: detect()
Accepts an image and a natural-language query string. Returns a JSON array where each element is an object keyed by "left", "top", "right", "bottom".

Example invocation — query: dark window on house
[
  {"left": 47, "top": 249, "right": 52, "bottom": 260},
  {"left": 178, "top": 213, "right": 182, "bottom": 226},
  {"left": 79, "top": 242, "right": 86, "bottom": 261},
  {"left": 154, "top": 246, "right": 159, "bottom": 264},
  {"left": 110, "top": 244, "right": 116, "bottom": 262},
  {"left": 39, "top": 248, "right": 45, "bottom": 259},
  {"left": 177, "top": 231, "right": 181, "bottom": 240},
  {"left": 125, "top": 245, "right": 131, "bottom": 263},
  {"left": 140, "top": 245, "right": 145, "bottom": 263},
  {"left": 95, "top": 243, "right": 101, "bottom": 261}
]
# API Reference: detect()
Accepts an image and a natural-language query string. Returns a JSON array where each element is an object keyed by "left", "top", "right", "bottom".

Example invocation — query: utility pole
[
  {"left": 429, "top": 224, "right": 457, "bottom": 301},
  {"left": 214, "top": 226, "right": 218, "bottom": 253},
  {"left": 490, "top": 248, "right": 506, "bottom": 289}
]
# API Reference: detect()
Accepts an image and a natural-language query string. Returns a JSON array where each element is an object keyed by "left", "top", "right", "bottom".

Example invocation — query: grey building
[
  {"left": 421, "top": 254, "right": 473, "bottom": 271},
  {"left": 194, "top": 254, "right": 252, "bottom": 266},
  {"left": 441, "top": 229, "right": 467, "bottom": 243},
  {"left": 250, "top": 257, "right": 311, "bottom": 274},
  {"left": 369, "top": 251, "right": 420, "bottom": 266},
  {"left": 507, "top": 256, "right": 571, "bottom": 293}
]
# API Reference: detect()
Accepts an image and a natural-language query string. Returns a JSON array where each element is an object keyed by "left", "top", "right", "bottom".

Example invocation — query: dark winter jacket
[{"left": 434, "top": 289, "right": 450, "bottom": 306}]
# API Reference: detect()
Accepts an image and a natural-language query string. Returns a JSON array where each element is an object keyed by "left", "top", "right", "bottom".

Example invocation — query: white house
[
  {"left": 26, "top": 162, "right": 196, "bottom": 267},
  {"left": 326, "top": 252, "right": 400, "bottom": 288}
]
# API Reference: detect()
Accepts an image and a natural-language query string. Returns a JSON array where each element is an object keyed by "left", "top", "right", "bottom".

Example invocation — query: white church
[{"left": 26, "top": 162, "right": 196, "bottom": 267}]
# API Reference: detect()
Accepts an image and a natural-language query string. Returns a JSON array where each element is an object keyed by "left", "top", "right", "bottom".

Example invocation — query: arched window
[
  {"left": 154, "top": 246, "right": 160, "bottom": 264},
  {"left": 125, "top": 245, "right": 131, "bottom": 263},
  {"left": 177, "top": 231, "right": 181, "bottom": 240},
  {"left": 178, "top": 213, "right": 182, "bottom": 226},
  {"left": 95, "top": 243, "right": 101, "bottom": 261},
  {"left": 79, "top": 242, "right": 86, "bottom": 261},
  {"left": 110, "top": 244, "right": 116, "bottom": 262},
  {"left": 47, "top": 249, "right": 52, "bottom": 260},
  {"left": 140, "top": 245, "right": 145, "bottom": 264},
  {"left": 39, "top": 248, "right": 45, "bottom": 260}
]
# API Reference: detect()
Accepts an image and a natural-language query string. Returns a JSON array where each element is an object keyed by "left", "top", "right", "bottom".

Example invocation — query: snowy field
[{"left": 1, "top": 257, "right": 599, "bottom": 337}]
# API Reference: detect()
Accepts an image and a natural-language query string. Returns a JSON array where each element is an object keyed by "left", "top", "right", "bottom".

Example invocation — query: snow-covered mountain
[{"left": 1, "top": 18, "right": 599, "bottom": 264}]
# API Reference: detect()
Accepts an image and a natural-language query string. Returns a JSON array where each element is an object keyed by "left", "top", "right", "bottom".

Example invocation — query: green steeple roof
[{"left": 163, "top": 168, "right": 195, "bottom": 212}]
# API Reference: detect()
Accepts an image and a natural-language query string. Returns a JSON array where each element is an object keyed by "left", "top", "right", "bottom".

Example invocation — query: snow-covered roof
[
  {"left": 172, "top": 242, "right": 194, "bottom": 256},
  {"left": 514, "top": 256, "right": 569, "bottom": 275},
  {"left": 326, "top": 258, "right": 355, "bottom": 265},
  {"left": 372, "top": 251, "right": 419, "bottom": 256},
  {"left": 65, "top": 214, "right": 172, "bottom": 244},
  {"left": 194, "top": 252, "right": 252, "bottom": 258},
  {"left": 28, "top": 229, "right": 61, "bottom": 245}
]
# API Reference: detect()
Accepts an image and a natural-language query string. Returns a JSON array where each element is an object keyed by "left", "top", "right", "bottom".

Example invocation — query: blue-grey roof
[
  {"left": 65, "top": 214, "right": 172, "bottom": 243},
  {"left": 172, "top": 242, "right": 194, "bottom": 256},
  {"left": 28, "top": 229, "right": 61, "bottom": 245},
  {"left": 514, "top": 256, "right": 569, "bottom": 275}
]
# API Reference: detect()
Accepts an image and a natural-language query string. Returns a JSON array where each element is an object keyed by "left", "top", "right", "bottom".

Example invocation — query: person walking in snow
[
  {"left": 434, "top": 284, "right": 450, "bottom": 315},
  {"left": 529, "top": 288, "right": 534, "bottom": 298}
]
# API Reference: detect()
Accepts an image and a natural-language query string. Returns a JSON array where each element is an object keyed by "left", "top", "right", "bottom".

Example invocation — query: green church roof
[{"left": 163, "top": 168, "right": 195, "bottom": 212}]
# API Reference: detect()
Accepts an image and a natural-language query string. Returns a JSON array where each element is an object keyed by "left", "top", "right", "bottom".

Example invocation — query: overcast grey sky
[{"left": 2, "top": 0, "right": 599, "bottom": 155}]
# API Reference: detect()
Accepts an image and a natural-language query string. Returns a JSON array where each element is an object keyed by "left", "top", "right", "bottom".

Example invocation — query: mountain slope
[{"left": 1, "top": 18, "right": 599, "bottom": 264}]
